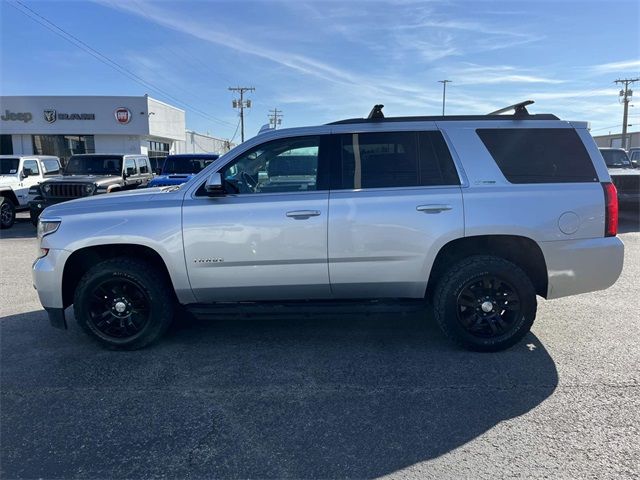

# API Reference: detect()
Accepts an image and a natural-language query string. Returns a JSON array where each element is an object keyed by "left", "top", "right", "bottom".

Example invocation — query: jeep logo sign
[
  {"left": 1, "top": 110, "right": 33, "bottom": 123},
  {"left": 115, "top": 107, "right": 132, "bottom": 124}
]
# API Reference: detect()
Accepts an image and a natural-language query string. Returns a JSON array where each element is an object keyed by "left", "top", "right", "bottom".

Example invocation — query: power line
[
  {"left": 614, "top": 78, "right": 639, "bottom": 150},
  {"left": 8, "top": 0, "right": 236, "bottom": 129},
  {"left": 268, "top": 108, "right": 283, "bottom": 129},
  {"left": 229, "top": 87, "right": 255, "bottom": 143}
]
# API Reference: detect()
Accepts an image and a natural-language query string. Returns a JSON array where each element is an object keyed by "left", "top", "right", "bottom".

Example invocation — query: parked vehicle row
[
  {"left": 598, "top": 147, "right": 640, "bottom": 209},
  {"left": 0, "top": 153, "right": 220, "bottom": 228},
  {"left": 32, "top": 101, "right": 625, "bottom": 352}
]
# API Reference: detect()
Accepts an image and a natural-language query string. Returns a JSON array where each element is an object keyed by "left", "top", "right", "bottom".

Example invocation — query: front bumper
[
  {"left": 32, "top": 248, "right": 70, "bottom": 327},
  {"left": 540, "top": 236, "right": 624, "bottom": 299}
]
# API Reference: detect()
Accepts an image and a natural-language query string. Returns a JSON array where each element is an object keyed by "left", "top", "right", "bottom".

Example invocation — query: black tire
[
  {"left": 433, "top": 255, "right": 537, "bottom": 352},
  {"left": 0, "top": 197, "right": 16, "bottom": 229},
  {"left": 73, "top": 258, "right": 175, "bottom": 350}
]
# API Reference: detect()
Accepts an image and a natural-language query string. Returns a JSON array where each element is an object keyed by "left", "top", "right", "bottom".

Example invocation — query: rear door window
[
  {"left": 477, "top": 128, "right": 598, "bottom": 183},
  {"left": 335, "top": 131, "right": 460, "bottom": 189},
  {"left": 136, "top": 157, "right": 149, "bottom": 174}
]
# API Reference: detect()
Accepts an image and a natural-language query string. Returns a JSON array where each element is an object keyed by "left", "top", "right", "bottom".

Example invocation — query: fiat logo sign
[{"left": 114, "top": 107, "right": 132, "bottom": 124}]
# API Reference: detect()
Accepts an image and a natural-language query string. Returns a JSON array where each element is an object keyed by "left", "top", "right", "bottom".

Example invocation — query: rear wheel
[
  {"left": 73, "top": 258, "right": 175, "bottom": 349},
  {"left": 0, "top": 197, "right": 16, "bottom": 229},
  {"left": 433, "top": 255, "right": 537, "bottom": 352}
]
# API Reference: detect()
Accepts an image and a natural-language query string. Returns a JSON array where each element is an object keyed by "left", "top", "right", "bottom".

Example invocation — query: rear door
[{"left": 327, "top": 128, "right": 464, "bottom": 298}]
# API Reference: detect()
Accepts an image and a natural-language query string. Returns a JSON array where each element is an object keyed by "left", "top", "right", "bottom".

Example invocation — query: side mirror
[
  {"left": 631, "top": 160, "right": 638, "bottom": 169},
  {"left": 22, "top": 168, "right": 30, "bottom": 179},
  {"left": 205, "top": 172, "right": 225, "bottom": 196}
]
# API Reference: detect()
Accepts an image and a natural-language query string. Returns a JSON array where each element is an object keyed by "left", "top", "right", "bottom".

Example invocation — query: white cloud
[{"left": 589, "top": 59, "right": 640, "bottom": 74}]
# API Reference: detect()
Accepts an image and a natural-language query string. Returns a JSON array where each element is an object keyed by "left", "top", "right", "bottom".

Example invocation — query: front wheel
[
  {"left": 433, "top": 255, "right": 537, "bottom": 352},
  {"left": 73, "top": 258, "right": 175, "bottom": 349},
  {"left": 0, "top": 197, "right": 16, "bottom": 229}
]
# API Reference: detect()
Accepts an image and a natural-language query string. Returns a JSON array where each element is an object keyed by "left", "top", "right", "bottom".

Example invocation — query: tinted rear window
[
  {"left": 337, "top": 131, "right": 460, "bottom": 189},
  {"left": 477, "top": 128, "right": 598, "bottom": 183}
]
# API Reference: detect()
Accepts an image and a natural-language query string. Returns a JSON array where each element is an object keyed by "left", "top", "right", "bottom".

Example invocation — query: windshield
[
  {"left": 600, "top": 150, "right": 631, "bottom": 168},
  {"left": 162, "top": 156, "right": 217, "bottom": 174},
  {"left": 64, "top": 155, "right": 123, "bottom": 175},
  {"left": 0, "top": 158, "right": 20, "bottom": 175}
]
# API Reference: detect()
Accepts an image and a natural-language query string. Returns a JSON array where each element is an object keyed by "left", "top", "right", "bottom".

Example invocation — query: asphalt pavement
[{"left": 1, "top": 210, "right": 639, "bottom": 479}]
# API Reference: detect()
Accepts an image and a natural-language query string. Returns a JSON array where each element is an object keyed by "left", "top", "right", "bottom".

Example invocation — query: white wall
[
  {"left": 147, "top": 97, "right": 185, "bottom": 141},
  {"left": 10, "top": 135, "right": 34, "bottom": 155},
  {"left": 176, "top": 130, "right": 233, "bottom": 154}
]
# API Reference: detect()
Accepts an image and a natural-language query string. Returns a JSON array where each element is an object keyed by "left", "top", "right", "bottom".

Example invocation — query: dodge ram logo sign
[
  {"left": 114, "top": 107, "right": 131, "bottom": 124},
  {"left": 44, "top": 110, "right": 57, "bottom": 123}
]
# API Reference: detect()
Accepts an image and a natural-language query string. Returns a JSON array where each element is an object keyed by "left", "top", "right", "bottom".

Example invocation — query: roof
[{"left": 328, "top": 114, "right": 560, "bottom": 125}]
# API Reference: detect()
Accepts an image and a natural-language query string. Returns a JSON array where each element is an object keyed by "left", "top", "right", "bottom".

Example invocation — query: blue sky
[{"left": 1, "top": 0, "right": 639, "bottom": 141}]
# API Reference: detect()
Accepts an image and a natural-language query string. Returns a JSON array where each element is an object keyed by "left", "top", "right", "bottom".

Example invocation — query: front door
[{"left": 182, "top": 135, "right": 331, "bottom": 303}]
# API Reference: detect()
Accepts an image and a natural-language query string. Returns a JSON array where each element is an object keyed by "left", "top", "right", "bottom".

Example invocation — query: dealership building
[{"left": 0, "top": 95, "right": 231, "bottom": 165}]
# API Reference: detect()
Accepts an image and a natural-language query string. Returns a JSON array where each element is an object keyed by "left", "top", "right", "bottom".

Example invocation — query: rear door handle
[
  {"left": 286, "top": 210, "right": 321, "bottom": 219},
  {"left": 416, "top": 204, "right": 452, "bottom": 213}
]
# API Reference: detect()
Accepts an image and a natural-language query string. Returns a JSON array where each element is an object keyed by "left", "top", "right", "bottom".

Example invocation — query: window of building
[
  {"left": 0, "top": 135, "right": 13, "bottom": 155},
  {"left": 32, "top": 135, "right": 95, "bottom": 166},
  {"left": 337, "top": 131, "right": 460, "bottom": 190},
  {"left": 147, "top": 140, "right": 170, "bottom": 170},
  {"left": 477, "top": 128, "right": 598, "bottom": 184}
]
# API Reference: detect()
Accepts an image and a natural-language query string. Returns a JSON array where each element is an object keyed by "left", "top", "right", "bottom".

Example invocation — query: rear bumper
[{"left": 540, "top": 237, "right": 624, "bottom": 299}]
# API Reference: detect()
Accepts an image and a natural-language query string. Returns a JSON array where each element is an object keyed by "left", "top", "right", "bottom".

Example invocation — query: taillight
[{"left": 602, "top": 182, "right": 618, "bottom": 237}]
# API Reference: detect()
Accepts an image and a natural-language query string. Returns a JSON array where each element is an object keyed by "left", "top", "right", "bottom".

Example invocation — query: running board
[{"left": 184, "top": 299, "right": 428, "bottom": 320}]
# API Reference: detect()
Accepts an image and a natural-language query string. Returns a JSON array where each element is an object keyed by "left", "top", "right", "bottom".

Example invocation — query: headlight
[
  {"left": 42, "top": 184, "right": 51, "bottom": 194},
  {"left": 84, "top": 184, "right": 96, "bottom": 194},
  {"left": 37, "top": 219, "right": 61, "bottom": 239}
]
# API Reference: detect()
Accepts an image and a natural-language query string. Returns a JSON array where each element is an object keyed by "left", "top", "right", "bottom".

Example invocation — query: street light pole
[{"left": 438, "top": 80, "right": 452, "bottom": 116}]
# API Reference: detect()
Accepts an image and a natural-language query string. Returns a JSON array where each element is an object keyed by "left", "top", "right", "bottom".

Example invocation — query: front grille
[
  {"left": 611, "top": 175, "right": 640, "bottom": 194},
  {"left": 47, "top": 183, "right": 89, "bottom": 198}
]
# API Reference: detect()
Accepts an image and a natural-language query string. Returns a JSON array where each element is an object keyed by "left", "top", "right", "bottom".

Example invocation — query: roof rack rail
[{"left": 488, "top": 100, "right": 534, "bottom": 116}]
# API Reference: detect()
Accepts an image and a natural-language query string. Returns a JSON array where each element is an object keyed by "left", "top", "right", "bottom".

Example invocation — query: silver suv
[{"left": 33, "top": 102, "right": 624, "bottom": 351}]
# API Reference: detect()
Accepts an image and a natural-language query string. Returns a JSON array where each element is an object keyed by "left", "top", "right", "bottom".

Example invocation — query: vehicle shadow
[
  {"left": 1, "top": 307, "right": 558, "bottom": 478},
  {"left": 618, "top": 208, "right": 640, "bottom": 233}
]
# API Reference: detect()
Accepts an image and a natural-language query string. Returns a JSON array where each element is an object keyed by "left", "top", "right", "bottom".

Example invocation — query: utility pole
[
  {"left": 438, "top": 80, "right": 452, "bottom": 116},
  {"left": 229, "top": 86, "right": 255, "bottom": 142},
  {"left": 615, "top": 78, "right": 638, "bottom": 150},
  {"left": 268, "top": 108, "right": 283, "bottom": 129}
]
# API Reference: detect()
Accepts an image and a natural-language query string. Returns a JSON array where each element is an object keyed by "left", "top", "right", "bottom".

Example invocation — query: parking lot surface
[{"left": 1, "top": 211, "right": 639, "bottom": 479}]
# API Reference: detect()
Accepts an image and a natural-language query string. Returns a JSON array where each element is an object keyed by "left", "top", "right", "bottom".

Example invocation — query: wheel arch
[
  {"left": 425, "top": 234, "right": 549, "bottom": 300},
  {"left": 61, "top": 243, "right": 177, "bottom": 309},
  {"left": 0, "top": 190, "right": 19, "bottom": 205}
]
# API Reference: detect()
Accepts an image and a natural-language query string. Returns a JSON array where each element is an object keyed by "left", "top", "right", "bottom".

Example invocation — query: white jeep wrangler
[{"left": 0, "top": 155, "right": 61, "bottom": 229}]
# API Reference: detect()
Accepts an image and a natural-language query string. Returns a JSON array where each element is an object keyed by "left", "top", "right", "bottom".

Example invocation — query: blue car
[{"left": 148, "top": 154, "right": 219, "bottom": 187}]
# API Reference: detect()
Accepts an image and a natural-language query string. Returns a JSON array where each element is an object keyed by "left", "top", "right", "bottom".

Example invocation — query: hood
[
  {"left": 43, "top": 174, "right": 121, "bottom": 185},
  {"left": 41, "top": 186, "right": 181, "bottom": 218},
  {"left": 0, "top": 174, "right": 20, "bottom": 187}
]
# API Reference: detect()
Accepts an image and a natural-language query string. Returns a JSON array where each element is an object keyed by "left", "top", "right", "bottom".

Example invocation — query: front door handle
[
  {"left": 416, "top": 204, "right": 452, "bottom": 213},
  {"left": 286, "top": 210, "right": 321, "bottom": 219}
]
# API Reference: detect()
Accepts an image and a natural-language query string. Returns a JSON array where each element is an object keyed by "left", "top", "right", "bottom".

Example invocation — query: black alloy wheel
[
  {"left": 456, "top": 275, "right": 521, "bottom": 338},
  {"left": 87, "top": 277, "right": 151, "bottom": 339}
]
